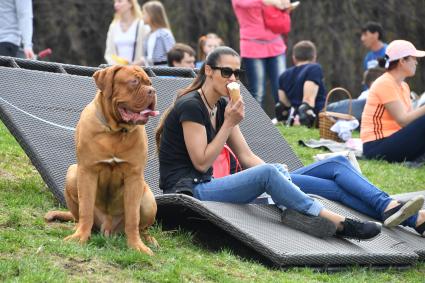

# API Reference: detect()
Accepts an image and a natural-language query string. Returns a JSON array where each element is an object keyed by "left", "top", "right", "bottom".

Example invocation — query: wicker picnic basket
[{"left": 319, "top": 87, "right": 356, "bottom": 142}]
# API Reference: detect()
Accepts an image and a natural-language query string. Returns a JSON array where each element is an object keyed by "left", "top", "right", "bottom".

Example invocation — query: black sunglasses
[{"left": 210, "top": 66, "right": 244, "bottom": 79}]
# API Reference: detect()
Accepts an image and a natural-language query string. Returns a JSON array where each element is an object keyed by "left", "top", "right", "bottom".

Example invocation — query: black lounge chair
[{"left": 0, "top": 56, "right": 423, "bottom": 268}]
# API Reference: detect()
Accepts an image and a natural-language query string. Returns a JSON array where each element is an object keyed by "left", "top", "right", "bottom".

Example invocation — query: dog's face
[{"left": 93, "top": 65, "right": 158, "bottom": 125}]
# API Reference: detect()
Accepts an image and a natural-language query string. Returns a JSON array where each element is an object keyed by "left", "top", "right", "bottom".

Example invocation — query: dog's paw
[
  {"left": 64, "top": 231, "right": 91, "bottom": 244},
  {"left": 143, "top": 235, "right": 159, "bottom": 248},
  {"left": 100, "top": 224, "right": 112, "bottom": 237},
  {"left": 102, "top": 229, "right": 112, "bottom": 237},
  {"left": 128, "top": 240, "right": 154, "bottom": 256}
]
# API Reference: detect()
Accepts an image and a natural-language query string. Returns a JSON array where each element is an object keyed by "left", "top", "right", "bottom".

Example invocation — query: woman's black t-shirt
[{"left": 159, "top": 90, "right": 227, "bottom": 192}]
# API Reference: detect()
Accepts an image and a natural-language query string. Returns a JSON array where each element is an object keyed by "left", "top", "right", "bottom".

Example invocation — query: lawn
[{"left": 1, "top": 121, "right": 424, "bottom": 282}]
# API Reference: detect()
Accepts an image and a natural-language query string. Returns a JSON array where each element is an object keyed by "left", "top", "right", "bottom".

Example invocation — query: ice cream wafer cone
[{"left": 227, "top": 82, "right": 241, "bottom": 102}]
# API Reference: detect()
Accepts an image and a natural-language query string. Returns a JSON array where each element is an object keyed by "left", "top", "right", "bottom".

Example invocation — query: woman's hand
[
  {"left": 280, "top": 0, "right": 291, "bottom": 9},
  {"left": 132, "top": 57, "right": 146, "bottom": 66},
  {"left": 263, "top": 0, "right": 291, "bottom": 9},
  {"left": 224, "top": 99, "right": 245, "bottom": 128}
]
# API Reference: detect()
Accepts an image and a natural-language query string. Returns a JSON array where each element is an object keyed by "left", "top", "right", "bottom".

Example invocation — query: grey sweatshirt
[{"left": 0, "top": 0, "right": 33, "bottom": 49}]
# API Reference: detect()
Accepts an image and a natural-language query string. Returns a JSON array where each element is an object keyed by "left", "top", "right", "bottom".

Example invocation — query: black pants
[
  {"left": 363, "top": 114, "right": 425, "bottom": 162},
  {"left": 0, "top": 42, "right": 19, "bottom": 57}
]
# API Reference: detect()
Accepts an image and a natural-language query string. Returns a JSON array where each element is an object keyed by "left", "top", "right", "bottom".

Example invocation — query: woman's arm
[
  {"left": 183, "top": 100, "right": 245, "bottom": 173},
  {"left": 226, "top": 125, "right": 265, "bottom": 168},
  {"left": 132, "top": 21, "right": 149, "bottom": 66},
  {"left": 302, "top": 81, "right": 319, "bottom": 107},
  {"left": 385, "top": 101, "right": 425, "bottom": 127},
  {"left": 104, "top": 24, "right": 115, "bottom": 65}
]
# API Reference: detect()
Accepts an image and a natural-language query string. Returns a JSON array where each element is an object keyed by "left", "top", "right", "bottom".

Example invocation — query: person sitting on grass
[
  {"left": 155, "top": 46, "right": 425, "bottom": 240},
  {"left": 275, "top": 40, "right": 325, "bottom": 127},
  {"left": 326, "top": 67, "right": 385, "bottom": 124},
  {"left": 361, "top": 40, "right": 425, "bottom": 164}
]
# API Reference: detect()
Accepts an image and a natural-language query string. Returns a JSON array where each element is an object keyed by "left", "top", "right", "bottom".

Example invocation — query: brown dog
[{"left": 45, "top": 65, "right": 159, "bottom": 255}]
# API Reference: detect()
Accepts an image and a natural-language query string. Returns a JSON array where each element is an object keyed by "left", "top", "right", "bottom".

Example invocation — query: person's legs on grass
[
  {"left": 363, "top": 115, "right": 425, "bottom": 162},
  {"left": 292, "top": 155, "right": 423, "bottom": 231}
]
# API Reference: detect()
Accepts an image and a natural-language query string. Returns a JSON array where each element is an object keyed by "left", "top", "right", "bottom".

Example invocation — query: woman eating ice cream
[{"left": 155, "top": 46, "right": 425, "bottom": 240}]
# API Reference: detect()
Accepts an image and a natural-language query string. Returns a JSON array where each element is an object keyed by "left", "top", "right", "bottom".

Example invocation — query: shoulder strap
[
  {"left": 225, "top": 144, "right": 242, "bottom": 173},
  {"left": 132, "top": 20, "right": 140, "bottom": 63}
]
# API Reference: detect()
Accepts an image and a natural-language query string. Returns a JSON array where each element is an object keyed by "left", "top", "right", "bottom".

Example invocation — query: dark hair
[
  {"left": 386, "top": 60, "right": 399, "bottom": 71},
  {"left": 361, "top": 21, "right": 384, "bottom": 41},
  {"left": 377, "top": 55, "right": 410, "bottom": 71},
  {"left": 155, "top": 46, "right": 240, "bottom": 151},
  {"left": 293, "top": 40, "right": 316, "bottom": 61},
  {"left": 363, "top": 67, "right": 385, "bottom": 88},
  {"left": 167, "top": 43, "right": 196, "bottom": 66}
]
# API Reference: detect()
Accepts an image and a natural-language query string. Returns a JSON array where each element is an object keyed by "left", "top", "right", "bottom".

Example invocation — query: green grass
[{"left": 1, "top": 121, "right": 425, "bottom": 282}]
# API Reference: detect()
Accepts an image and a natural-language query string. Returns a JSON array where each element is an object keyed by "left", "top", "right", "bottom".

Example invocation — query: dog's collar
[
  {"left": 95, "top": 105, "right": 130, "bottom": 133},
  {"left": 95, "top": 106, "right": 112, "bottom": 132}
]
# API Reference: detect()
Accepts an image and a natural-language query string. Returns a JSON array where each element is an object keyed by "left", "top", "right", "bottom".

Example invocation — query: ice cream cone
[{"left": 227, "top": 82, "right": 241, "bottom": 102}]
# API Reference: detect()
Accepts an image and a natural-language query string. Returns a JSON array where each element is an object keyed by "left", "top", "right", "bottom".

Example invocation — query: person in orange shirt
[{"left": 361, "top": 40, "right": 425, "bottom": 162}]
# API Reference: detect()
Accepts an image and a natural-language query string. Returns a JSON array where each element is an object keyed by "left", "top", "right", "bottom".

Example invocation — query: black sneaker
[
  {"left": 281, "top": 209, "right": 337, "bottom": 238},
  {"left": 383, "top": 196, "right": 424, "bottom": 228},
  {"left": 274, "top": 102, "right": 291, "bottom": 122},
  {"left": 336, "top": 218, "right": 381, "bottom": 241},
  {"left": 415, "top": 221, "right": 425, "bottom": 237}
]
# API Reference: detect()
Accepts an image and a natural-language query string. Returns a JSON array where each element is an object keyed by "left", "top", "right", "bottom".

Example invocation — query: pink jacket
[{"left": 232, "top": 0, "right": 288, "bottom": 58}]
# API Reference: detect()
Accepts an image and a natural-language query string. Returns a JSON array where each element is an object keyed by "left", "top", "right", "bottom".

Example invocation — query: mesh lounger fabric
[
  {"left": 0, "top": 57, "right": 422, "bottom": 267},
  {"left": 391, "top": 191, "right": 425, "bottom": 259}
]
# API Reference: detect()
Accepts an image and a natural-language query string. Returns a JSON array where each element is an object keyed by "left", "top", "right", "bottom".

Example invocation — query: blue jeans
[
  {"left": 242, "top": 54, "right": 286, "bottom": 108},
  {"left": 291, "top": 156, "right": 418, "bottom": 228},
  {"left": 326, "top": 99, "right": 366, "bottom": 123},
  {"left": 0, "top": 42, "right": 19, "bottom": 57},
  {"left": 193, "top": 163, "right": 323, "bottom": 216}
]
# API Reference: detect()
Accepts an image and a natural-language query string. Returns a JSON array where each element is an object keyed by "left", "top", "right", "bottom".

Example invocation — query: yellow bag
[{"left": 111, "top": 54, "right": 129, "bottom": 65}]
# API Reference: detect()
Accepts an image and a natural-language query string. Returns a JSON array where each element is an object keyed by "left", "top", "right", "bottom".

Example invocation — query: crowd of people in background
[
  {"left": 100, "top": 0, "right": 425, "bottom": 168},
  {"left": 3, "top": 1, "right": 424, "bottom": 143}
]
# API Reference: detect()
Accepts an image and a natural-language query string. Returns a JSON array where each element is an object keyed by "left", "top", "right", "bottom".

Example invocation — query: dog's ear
[{"left": 93, "top": 65, "right": 122, "bottom": 98}]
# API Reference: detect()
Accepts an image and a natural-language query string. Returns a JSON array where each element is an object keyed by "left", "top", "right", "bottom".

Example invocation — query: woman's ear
[
  {"left": 205, "top": 64, "right": 213, "bottom": 77},
  {"left": 399, "top": 58, "right": 408, "bottom": 68}
]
